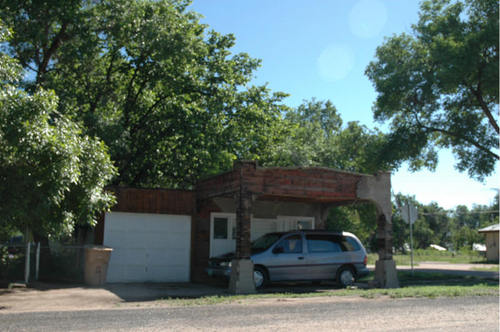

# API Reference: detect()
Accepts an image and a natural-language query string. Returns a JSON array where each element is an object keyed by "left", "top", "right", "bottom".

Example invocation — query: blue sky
[{"left": 190, "top": 0, "right": 498, "bottom": 209}]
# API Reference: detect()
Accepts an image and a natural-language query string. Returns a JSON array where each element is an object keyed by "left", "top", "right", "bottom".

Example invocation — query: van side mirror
[{"left": 273, "top": 246, "right": 284, "bottom": 254}]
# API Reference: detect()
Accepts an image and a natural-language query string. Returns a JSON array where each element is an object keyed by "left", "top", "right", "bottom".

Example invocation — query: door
[
  {"left": 103, "top": 212, "right": 191, "bottom": 282},
  {"left": 265, "top": 234, "right": 309, "bottom": 281},
  {"left": 209, "top": 213, "right": 236, "bottom": 257},
  {"left": 251, "top": 218, "right": 277, "bottom": 241},
  {"left": 305, "top": 234, "right": 344, "bottom": 280},
  {"left": 277, "top": 216, "right": 315, "bottom": 232}
]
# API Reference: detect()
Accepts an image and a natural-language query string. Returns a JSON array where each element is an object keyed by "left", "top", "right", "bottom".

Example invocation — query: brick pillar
[
  {"left": 357, "top": 172, "right": 399, "bottom": 288},
  {"left": 374, "top": 211, "right": 399, "bottom": 288},
  {"left": 235, "top": 186, "right": 252, "bottom": 259},
  {"left": 229, "top": 161, "right": 256, "bottom": 294},
  {"left": 315, "top": 204, "right": 331, "bottom": 230},
  {"left": 376, "top": 213, "right": 393, "bottom": 260}
]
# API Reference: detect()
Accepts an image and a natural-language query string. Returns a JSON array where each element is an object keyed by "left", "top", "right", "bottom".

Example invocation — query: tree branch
[
  {"left": 470, "top": 85, "right": 499, "bottom": 134},
  {"left": 88, "top": 50, "right": 118, "bottom": 116},
  {"left": 36, "top": 22, "right": 69, "bottom": 86},
  {"left": 410, "top": 110, "right": 499, "bottom": 159},
  {"left": 422, "top": 124, "right": 499, "bottom": 159}
]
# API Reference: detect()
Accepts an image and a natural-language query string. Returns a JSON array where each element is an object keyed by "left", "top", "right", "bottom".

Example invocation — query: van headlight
[{"left": 220, "top": 261, "right": 232, "bottom": 267}]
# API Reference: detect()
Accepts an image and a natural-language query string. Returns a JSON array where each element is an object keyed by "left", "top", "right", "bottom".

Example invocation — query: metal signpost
[{"left": 401, "top": 202, "right": 418, "bottom": 275}]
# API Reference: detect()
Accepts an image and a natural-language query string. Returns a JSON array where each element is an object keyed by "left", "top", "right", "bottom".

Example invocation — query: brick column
[
  {"left": 235, "top": 186, "right": 252, "bottom": 259},
  {"left": 357, "top": 172, "right": 399, "bottom": 288},
  {"left": 229, "top": 161, "right": 256, "bottom": 294},
  {"left": 376, "top": 213, "right": 393, "bottom": 260},
  {"left": 315, "top": 204, "right": 331, "bottom": 230}
]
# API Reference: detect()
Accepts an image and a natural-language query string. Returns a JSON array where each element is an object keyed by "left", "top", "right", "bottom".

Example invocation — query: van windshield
[{"left": 251, "top": 233, "right": 282, "bottom": 254}]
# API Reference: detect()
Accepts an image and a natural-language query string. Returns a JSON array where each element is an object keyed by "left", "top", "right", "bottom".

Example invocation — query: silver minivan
[{"left": 207, "top": 230, "right": 369, "bottom": 288}]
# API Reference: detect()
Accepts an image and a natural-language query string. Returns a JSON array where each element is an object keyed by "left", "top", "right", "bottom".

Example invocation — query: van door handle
[{"left": 298, "top": 256, "right": 304, "bottom": 260}]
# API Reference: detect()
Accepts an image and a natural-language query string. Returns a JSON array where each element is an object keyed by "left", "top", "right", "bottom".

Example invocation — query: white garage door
[{"left": 103, "top": 212, "right": 191, "bottom": 283}]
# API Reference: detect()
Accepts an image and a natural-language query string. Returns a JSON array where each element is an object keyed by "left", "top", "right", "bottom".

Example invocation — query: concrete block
[
  {"left": 228, "top": 259, "right": 256, "bottom": 294},
  {"left": 375, "top": 259, "right": 399, "bottom": 288}
]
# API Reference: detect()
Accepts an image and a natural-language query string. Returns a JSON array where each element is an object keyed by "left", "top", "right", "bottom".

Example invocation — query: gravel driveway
[{"left": 0, "top": 296, "right": 498, "bottom": 331}]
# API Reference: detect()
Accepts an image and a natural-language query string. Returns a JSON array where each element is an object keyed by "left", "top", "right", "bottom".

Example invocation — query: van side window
[
  {"left": 275, "top": 235, "right": 303, "bottom": 253},
  {"left": 306, "top": 234, "right": 342, "bottom": 253},
  {"left": 341, "top": 236, "right": 361, "bottom": 251}
]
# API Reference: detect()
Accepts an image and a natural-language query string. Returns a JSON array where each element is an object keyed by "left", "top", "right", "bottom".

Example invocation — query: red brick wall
[
  {"left": 94, "top": 187, "right": 195, "bottom": 245},
  {"left": 196, "top": 171, "right": 239, "bottom": 200},
  {"left": 191, "top": 199, "right": 222, "bottom": 282},
  {"left": 248, "top": 168, "right": 362, "bottom": 200},
  {"left": 110, "top": 187, "right": 195, "bottom": 215}
]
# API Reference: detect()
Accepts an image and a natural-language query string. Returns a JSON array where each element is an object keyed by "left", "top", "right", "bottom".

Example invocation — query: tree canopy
[
  {"left": 263, "top": 98, "right": 393, "bottom": 174},
  {"left": 0, "top": 0, "right": 288, "bottom": 189},
  {"left": 0, "top": 23, "right": 116, "bottom": 238},
  {"left": 365, "top": 0, "right": 498, "bottom": 180}
]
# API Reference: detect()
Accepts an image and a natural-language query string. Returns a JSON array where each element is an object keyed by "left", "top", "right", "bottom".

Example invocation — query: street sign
[{"left": 401, "top": 203, "right": 418, "bottom": 224}]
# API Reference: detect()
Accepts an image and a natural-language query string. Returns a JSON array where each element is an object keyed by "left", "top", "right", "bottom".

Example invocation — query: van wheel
[
  {"left": 337, "top": 266, "right": 355, "bottom": 287},
  {"left": 254, "top": 266, "right": 268, "bottom": 289}
]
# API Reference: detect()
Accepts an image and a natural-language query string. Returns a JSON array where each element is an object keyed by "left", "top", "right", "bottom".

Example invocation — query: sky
[{"left": 189, "top": 0, "right": 498, "bottom": 210}]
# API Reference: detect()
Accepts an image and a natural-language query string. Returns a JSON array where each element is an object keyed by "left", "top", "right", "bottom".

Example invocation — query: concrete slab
[{"left": 0, "top": 282, "right": 227, "bottom": 313}]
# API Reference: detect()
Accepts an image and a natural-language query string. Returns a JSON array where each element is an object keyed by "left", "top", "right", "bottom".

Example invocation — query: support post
[
  {"left": 35, "top": 242, "right": 41, "bottom": 281},
  {"left": 24, "top": 242, "right": 31, "bottom": 284},
  {"left": 315, "top": 204, "right": 331, "bottom": 230},
  {"left": 374, "top": 212, "right": 399, "bottom": 288},
  {"left": 229, "top": 161, "right": 256, "bottom": 294},
  {"left": 357, "top": 172, "right": 399, "bottom": 288}
]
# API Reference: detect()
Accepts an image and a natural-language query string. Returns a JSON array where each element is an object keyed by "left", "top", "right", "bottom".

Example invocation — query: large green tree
[
  {"left": 1, "top": 0, "right": 287, "bottom": 188},
  {"left": 263, "top": 98, "right": 393, "bottom": 173},
  {"left": 0, "top": 23, "right": 116, "bottom": 239},
  {"left": 366, "top": 0, "right": 498, "bottom": 180},
  {"left": 261, "top": 99, "right": 395, "bottom": 250}
]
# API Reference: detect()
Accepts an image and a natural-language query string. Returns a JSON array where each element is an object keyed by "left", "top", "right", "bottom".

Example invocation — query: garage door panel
[
  {"left": 104, "top": 212, "right": 191, "bottom": 283},
  {"left": 149, "top": 248, "right": 189, "bottom": 262},
  {"left": 148, "top": 266, "right": 189, "bottom": 282},
  {"left": 113, "top": 248, "right": 147, "bottom": 262}
]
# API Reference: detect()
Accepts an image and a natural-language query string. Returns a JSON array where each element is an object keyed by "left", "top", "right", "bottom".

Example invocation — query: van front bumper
[{"left": 206, "top": 266, "right": 231, "bottom": 278}]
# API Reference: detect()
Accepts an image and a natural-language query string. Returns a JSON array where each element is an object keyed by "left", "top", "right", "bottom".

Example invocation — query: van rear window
[
  {"left": 306, "top": 234, "right": 342, "bottom": 253},
  {"left": 306, "top": 234, "right": 361, "bottom": 252}
]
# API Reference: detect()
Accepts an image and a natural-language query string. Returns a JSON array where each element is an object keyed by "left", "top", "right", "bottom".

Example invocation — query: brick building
[{"left": 96, "top": 161, "right": 398, "bottom": 293}]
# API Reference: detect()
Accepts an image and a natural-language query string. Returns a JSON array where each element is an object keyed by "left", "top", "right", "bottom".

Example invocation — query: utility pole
[{"left": 401, "top": 202, "right": 418, "bottom": 275}]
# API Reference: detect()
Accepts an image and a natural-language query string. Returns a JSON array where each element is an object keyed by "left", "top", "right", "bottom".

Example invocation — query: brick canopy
[
  {"left": 197, "top": 162, "right": 365, "bottom": 204},
  {"left": 197, "top": 160, "right": 398, "bottom": 290},
  {"left": 99, "top": 160, "right": 398, "bottom": 290}
]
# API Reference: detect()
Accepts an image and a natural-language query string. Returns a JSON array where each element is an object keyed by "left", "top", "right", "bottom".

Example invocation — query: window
[
  {"left": 275, "top": 235, "right": 303, "bottom": 253},
  {"left": 306, "top": 234, "right": 342, "bottom": 253},
  {"left": 341, "top": 236, "right": 361, "bottom": 251},
  {"left": 213, "top": 218, "right": 228, "bottom": 239},
  {"left": 297, "top": 220, "right": 313, "bottom": 230}
]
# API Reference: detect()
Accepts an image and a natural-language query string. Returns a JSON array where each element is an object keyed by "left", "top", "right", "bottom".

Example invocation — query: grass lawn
[
  {"left": 156, "top": 271, "right": 498, "bottom": 307},
  {"left": 367, "top": 249, "right": 495, "bottom": 265},
  {"left": 471, "top": 266, "right": 500, "bottom": 272}
]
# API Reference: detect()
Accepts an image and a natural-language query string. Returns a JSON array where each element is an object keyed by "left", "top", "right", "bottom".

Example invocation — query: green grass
[
  {"left": 153, "top": 271, "right": 498, "bottom": 307},
  {"left": 471, "top": 265, "right": 500, "bottom": 272},
  {"left": 367, "top": 249, "right": 491, "bottom": 265}
]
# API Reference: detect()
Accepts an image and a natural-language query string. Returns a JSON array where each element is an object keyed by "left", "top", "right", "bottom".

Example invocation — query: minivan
[{"left": 206, "top": 230, "right": 369, "bottom": 288}]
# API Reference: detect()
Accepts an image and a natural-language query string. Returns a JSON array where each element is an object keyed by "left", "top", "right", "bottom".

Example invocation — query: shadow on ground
[{"left": 1, "top": 270, "right": 496, "bottom": 304}]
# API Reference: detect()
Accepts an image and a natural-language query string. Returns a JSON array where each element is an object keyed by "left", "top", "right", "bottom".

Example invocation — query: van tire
[
  {"left": 337, "top": 266, "right": 355, "bottom": 287},
  {"left": 254, "top": 266, "right": 268, "bottom": 289}
]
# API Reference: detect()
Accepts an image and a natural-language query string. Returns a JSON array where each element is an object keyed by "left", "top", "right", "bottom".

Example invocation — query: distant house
[{"left": 478, "top": 224, "right": 499, "bottom": 262}]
